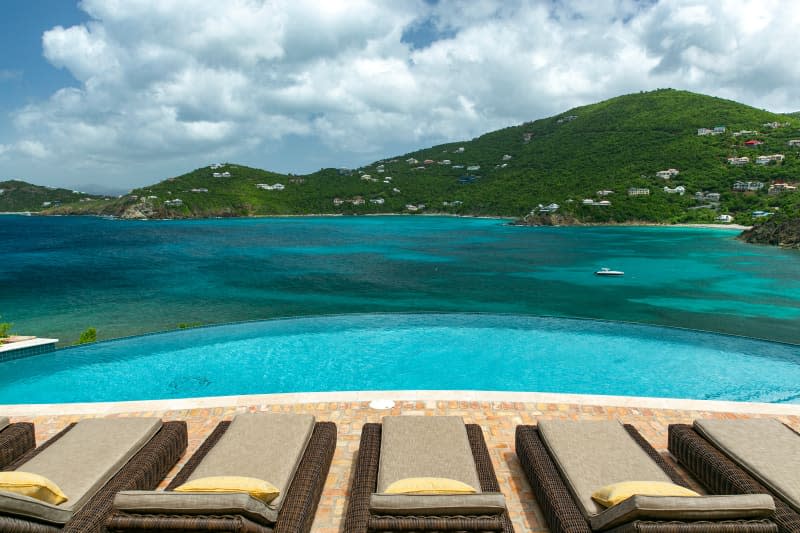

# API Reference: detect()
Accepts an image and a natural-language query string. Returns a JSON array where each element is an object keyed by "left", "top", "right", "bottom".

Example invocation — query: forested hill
[
  {"left": 0, "top": 180, "right": 104, "bottom": 212},
  {"left": 35, "top": 89, "right": 800, "bottom": 223}
]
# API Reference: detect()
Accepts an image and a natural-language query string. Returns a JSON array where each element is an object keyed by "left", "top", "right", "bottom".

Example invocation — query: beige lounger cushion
[
  {"left": 0, "top": 417, "right": 9, "bottom": 432},
  {"left": 377, "top": 416, "right": 482, "bottom": 494},
  {"left": 114, "top": 490, "right": 278, "bottom": 526},
  {"left": 695, "top": 418, "right": 800, "bottom": 513},
  {"left": 538, "top": 420, "right": 673, "bottom": 518},
  {"left": 589, "top": 494, "right": 775, "bottom": 531},
  {"left": 369, "top": 493, "right": 506, "bottom": 516},
  {"left": 0, "top": 491, "right": 75, "bottom": 524},
  {"left": 0, "top": 417, "right": 162, "bottom": 524},
  {"left": 186, "top": 413, "right": 315, "bottom": 513}
]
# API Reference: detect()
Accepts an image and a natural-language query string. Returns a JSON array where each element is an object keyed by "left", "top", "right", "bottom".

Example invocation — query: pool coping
[{"left": 2, "top": 390, "right": 799, "bottom": 416}]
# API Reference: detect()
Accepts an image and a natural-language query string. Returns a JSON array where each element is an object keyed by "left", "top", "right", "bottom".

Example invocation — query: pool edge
[{"left": 2, "top": 390, "right": 799, "bottom": 417}]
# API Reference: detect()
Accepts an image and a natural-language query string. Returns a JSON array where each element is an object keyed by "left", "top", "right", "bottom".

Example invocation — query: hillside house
[
  {"left": 502, "top": 154, "right": 512, "bottom": 161},
  {"left": 392, "top": 188, "right": 401, "bottom": 193},
  {"left": 557, "top": 115, "right": 577, "bottom": 124},
  {"left": 350, "top": 197, "right": 365, "bottom": 206},
  {"left": 466, "top": 165, "right": 480, "bottom": 171},
  {"left": 762, "top": 122, "right": 781, "bottom": 129},
  {"left": 190, "top": 188, "right": 208, "bottom": 193},
  {"left": 441, "top": 160, "right": 451, "bottom": 165},
  {"left": 212, "top": 171, "right": 231, "bottom": 178},
  {"left": 744, "top": 140, "right": 763, "bottom": 146},
  {"left": 164, "top": 199, "right": 183, "bottom": 207},
  {"left": 455, "top": 147, "right": 465, "bottom": 153},
  {"left": 442, "top": 200, "right": 463, "bottom": 207},
  {"left": 405, "top": 204, "right": 420, "bottom": 212},
  {"left": 733, "top": 130, "right": 756, "bottom": 137},
  {"left": 538, "top": 203, "right": 560, "bottom": 213},
  {"left": 716, "top": 214, "right": 734, "bottom": 223},
  {"left": 727, "top": 157, "right": 750, "bottom": 166},
  {"left": 756, "top": 154, "right": 785, "bottom": 165},
  {"left": 333, "top": 198, "right": 344, "bottom": 206},
  {"left": 360, "top": 174, "right": 372, "bottom": 180},
  {"left": 423, "top": 159, "right": 435, "bottom": 165},
  {"left": 210, "top": 163, "right": 223, "bottom": 169},
  {"left": 788, "top": 140, "right": 800, "bottom": 147},
  {"left": 732, "top": 181, "right": 764, "bottom": 192},
  {"left": 406, "top": 158, "right": 418, "bottom": 164},
  {"left": 768, "top": 183, "right": 797, "bottom": 195},
  {"left": 369, "top": 198, "right": 385, "bottom": 205},
  {"left": 523, "top": 133, "right": 533, "bottom": 142},
  {"left": 42, "top": 201, "right": 51, "bottom": 207},
  {"left": 697, "top": 126, "right": 725, "bottom": 136},
  {"left": 627, "top": 188, "right": 650, "bottom": 196},
  {"left": 597, "top": 190, "right": 614, "bottom": 196},
  {"left": 695, "top": 192, "right": 721, "bottom": 202},
  {"left": 656, "top": 168, "right": 679, "bottom": 179},
  {"left": 752, "top": 211, "right": 771, "bottom": 218},
  {"left": 663, "top": 185, "right": 686, "bottom": 195}
]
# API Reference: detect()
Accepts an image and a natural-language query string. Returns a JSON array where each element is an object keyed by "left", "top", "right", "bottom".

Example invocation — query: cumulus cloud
[{"left": 5, "top": 0, "right": 800, "bottom": 188}]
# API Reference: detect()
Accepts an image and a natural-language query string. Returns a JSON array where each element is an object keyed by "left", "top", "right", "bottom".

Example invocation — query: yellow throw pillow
[
  {"left": 592, "top": 481, "right": 700, "bottom": 507},
  {"left": 0, "top": 471, "right": 68, "bottom": 505},
  {"left": 384, "top": 477, "right": 477, "bottom": 495},
  {"left": 174, "top": 476, "right": 280, "bottom": 504}
]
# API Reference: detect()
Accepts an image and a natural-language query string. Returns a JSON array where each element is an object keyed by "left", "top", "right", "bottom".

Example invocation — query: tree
[
  {"left": 0, "top": 318, "right": 11, "bottom": 339},
  {"left": 78, "top": 327, "right": 97, "bottom": 344}
]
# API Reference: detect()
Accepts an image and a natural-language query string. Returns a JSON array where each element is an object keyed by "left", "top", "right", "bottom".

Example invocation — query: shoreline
[{"left": 3, "top": 210, "right": 749, "bottom": 229}]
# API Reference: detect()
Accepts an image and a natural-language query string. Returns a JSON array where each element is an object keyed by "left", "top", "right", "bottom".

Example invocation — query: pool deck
[{"left": 4, "top": 390, "right": 800, "bottom": 533}]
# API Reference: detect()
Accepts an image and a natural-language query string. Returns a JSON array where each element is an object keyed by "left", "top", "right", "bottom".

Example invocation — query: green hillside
[
  {"left": 0, "top": 180, "right": 104, "bottom": 212},
  {"left": 45, "top": 89, "right": 800, "bottom": 223}
]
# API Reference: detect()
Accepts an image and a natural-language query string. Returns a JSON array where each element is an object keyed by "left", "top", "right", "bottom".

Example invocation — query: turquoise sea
[{"left": 1, "top": 215, "right": 800, "bottom": 344}]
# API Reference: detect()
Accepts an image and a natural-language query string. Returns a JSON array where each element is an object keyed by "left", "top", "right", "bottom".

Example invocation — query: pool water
[{"left": 1, "top": 314, "right": 798, "bottom": 405}]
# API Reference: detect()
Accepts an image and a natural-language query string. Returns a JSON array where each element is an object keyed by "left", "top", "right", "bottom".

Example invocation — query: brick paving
[{"left": 7, "top": 398, "right": 800, "bottom": 532}]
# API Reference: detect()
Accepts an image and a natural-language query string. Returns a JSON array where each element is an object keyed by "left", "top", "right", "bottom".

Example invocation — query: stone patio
[{"left": 5, "top": 392, "right": 800, "bottom": 532}]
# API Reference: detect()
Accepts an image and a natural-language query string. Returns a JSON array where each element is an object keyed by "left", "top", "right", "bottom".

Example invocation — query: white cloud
[{"left": 5, "top": 0, "right": 800, "bottom": 188}]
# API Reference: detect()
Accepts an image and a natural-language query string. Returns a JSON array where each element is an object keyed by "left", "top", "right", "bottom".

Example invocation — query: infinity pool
[{"left": 1, "top": 314, "right": 799, "bottom": 404}]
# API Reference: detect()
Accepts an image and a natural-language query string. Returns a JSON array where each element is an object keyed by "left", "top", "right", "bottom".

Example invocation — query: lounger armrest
[
  {"left": 590, "top": 494, "right": 775, "bottom": 531},
  {"left": 369, "top": 492, "right": 506, "bottom": 516}
]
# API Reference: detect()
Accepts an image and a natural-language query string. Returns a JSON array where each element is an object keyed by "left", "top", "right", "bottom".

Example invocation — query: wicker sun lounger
[
  {"left": 0, "top": 417, "right": 187, "bottom": 533},
  {"left": 0, "top": 416, "right": 35, "bottom": 469},
  {"left": 108, "top": 413, "right": 337, "bottom": 533},
  {"left": 516, "top": 421, "right": 777, "bottom": 533},
  {"left": 343, "top": 416, "right": 514, "bottom": 533},
  {"left": 669, "top": 420, "right": 800, "bottom": 533}
]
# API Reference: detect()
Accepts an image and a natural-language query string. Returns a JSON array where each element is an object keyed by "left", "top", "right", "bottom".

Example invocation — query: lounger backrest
[
  {"left": 0, "top": 417, "right": 8, "bottom": 432},
  {"left": 377, "top": 416, "right": 482, "bottom": 493},
  {"left": 16, "top": 417, "right": 162, "bottom": 513},
  {"left": 695, "top": 418, "right": 800, "bottom": 513},
  {"left": 187, "top": 413, "right": 315, "bottom": 512},
  {"left": 538, "top": 420, "right": 673, "bottom": 518}
]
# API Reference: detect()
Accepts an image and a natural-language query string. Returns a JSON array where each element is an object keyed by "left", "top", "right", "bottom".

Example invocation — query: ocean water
[{"left": 1, "top": 215, "right": 800, "bottom": 344}]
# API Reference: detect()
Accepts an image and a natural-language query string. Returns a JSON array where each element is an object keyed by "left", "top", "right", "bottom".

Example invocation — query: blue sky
[
  {"left": 1, "top": 0, "right": 799, "bottom": 192},
  {"left": 0, "top": 2, "right": 86, "bottom": 120}
]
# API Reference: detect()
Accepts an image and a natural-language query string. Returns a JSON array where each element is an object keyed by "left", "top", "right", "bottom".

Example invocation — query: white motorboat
[{"left": 595, "top": 267, "right": 624, "bottom": 276}]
